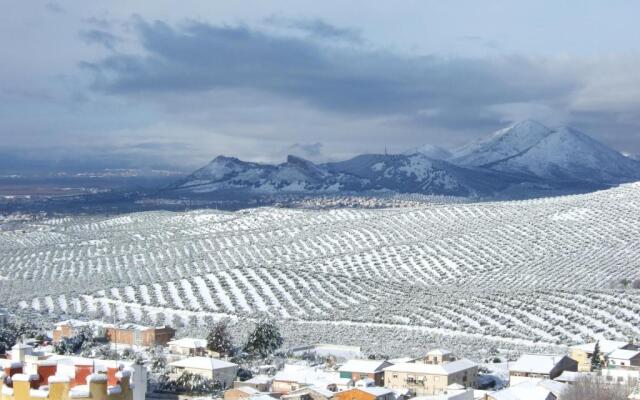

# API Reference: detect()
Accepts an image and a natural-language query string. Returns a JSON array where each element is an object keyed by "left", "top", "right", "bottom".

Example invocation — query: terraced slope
[{"left": 2, "top": 183, "right": 640, "bottom": 356}]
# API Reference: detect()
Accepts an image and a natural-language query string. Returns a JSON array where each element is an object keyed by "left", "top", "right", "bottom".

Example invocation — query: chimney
[
  {"left": 88, "top": 373, "right": 108, "bottom": 399},
  {"left": 10, "top": 374, "right": 32, "bottom": 399},
  {"left": 48, "top": 375, "right": 71, "bottom": 400}
]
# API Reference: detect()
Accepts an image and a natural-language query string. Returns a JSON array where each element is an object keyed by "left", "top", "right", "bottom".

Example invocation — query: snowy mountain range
[{"left": 169, "top": 121, "right": 640, "bottom": 199}]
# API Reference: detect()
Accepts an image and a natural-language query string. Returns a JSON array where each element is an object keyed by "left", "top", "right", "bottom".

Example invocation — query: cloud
[
  {"left": 264, "top": 16, "right": 362, "bottom": 43},
  {"left": 80, "top": 19, "right": 578, "bottom": 125},
  {"left": 289, "top": 142, "right": 323, "bottom": 157},
  {"left": 79, "top": 29, "right": 121, "bottom": 50},
  {"left": 44, "top": 2, "right": 65, "bottom": 14}
]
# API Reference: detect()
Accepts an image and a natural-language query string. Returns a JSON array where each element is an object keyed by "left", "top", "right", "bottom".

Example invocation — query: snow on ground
[{"left": 3, "top": 183, "right": 640, "bottom": 359}]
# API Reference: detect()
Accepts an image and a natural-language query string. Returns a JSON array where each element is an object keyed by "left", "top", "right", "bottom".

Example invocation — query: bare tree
[{"left": 562, "top": 377, "right": 633, "bottom": 400}]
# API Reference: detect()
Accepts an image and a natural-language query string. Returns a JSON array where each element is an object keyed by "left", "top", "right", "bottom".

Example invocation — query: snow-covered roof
[
  {"left": 251, "top": 395, "right": 278, "bottom": 400},
  {"left": 283, "top": 386, "right": 335, "bottom": 399},
  {"left": 553, "top": 370, "right": 589, "bottom": 383},
  {"left": 488, "top": 380, "right": 553, "bottom": 400},
  {"left": 354, "top": 378, "right": 375, "bottom": 387},
  {"left": 338, "top": 360, "right": 388, "bottom": 374},
  {"left": 608, "top": 349, "right": 640, "bottom": 360},
  {"left": 570, "top": 340, "right": 630, "bottom": 354},
  {"left": 243, "top": 375, "right": 273, "bottom": 384},
  {"left": 273, "top": 365, "right": 339, "bottom": 387},
  {"left": 167, "top": 337, "right": 207, "bottom": 349},
  {"left": 509, "top": 354, "right": 564, "bottom": 374},
  {"left": 54, "top": 319, "right": 169, "bottom": 331},
  {"left": 168, "top": 357, "right": 237, "bottom": 371},
  {"left": 235, "top": 386, "right": 260, "bottom": 395},
  {"left": 427, "top": 349, "right": 452, "bottom": 356},
  {"left": 0, "top": 359, "right": 23, "bottom": 368},
  {"left": 388, "top": 357, "right": 414, "bottom": 364},
  {"left": 447, "top": 383, "right": 465, "bottom": 390},
  {"left": 536, "top": 379, "right": 567, "bottom": 396},
  {"left": 383, "top": 359, "right": 477, "bottom": 375}
]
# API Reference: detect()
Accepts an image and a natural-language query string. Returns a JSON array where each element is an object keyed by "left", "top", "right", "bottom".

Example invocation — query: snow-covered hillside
[{"left": 2, "top": 183, "right": 640, "bottom": 356}]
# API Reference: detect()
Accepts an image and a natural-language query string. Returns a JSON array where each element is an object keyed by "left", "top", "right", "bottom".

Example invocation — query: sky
[{"left": 2, "top": 1, "right": 640, "bottom": 171}]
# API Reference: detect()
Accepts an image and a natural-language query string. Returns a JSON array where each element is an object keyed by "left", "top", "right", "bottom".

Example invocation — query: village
[{"left": 0, "top": 316, "right": 639, "bottom": 400}]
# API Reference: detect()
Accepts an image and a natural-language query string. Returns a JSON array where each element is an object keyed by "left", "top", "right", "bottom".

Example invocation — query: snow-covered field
[{"left": 2, "top": 183, "right": 640, "bottom": 358}]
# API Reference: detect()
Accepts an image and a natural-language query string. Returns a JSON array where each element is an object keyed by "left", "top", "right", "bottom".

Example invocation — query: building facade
[
  {"left": 338, "top": 360, "right": 390, "bottom": 387},
  {"left": 383, "top": 359, "right": 477, "bottom": 396},
  {"left": 509, "top": 354, "right": 577, "bottom": 386},
  {"left": 569, "top": 340, "right": 635, "bottom": 372}
]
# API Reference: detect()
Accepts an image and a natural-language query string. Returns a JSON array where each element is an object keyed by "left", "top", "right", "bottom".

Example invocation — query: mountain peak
[
  {"left": 404, "top": 144, "right": 452, "bottom": 160},
  {"left": 451, "top": 120, "right": 552, "bottom": 167}
]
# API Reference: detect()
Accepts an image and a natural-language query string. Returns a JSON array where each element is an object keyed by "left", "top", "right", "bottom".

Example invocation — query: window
[{"left": 392, "top": 374, "right": 398, "bottom": 379}]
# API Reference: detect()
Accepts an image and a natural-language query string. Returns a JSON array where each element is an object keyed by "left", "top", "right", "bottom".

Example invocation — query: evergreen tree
[
  {"left": 243, "top": 318, "right": 283, "bottom": 359},
  {"left": 591, "top": 340, "right": 602, "bottom": 370},
  {"left": 206, "top": 319, "right": 233, "bottom": 356}
]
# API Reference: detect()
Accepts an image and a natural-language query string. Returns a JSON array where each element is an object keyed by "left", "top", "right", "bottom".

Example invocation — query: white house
[
  {"left": 509, "top": 354, "right": 577, "bottom": 385},
  {"left": 486, "top": 380, "right": 567, "bottom": 400},
  {"left": 272, "top": 364, "right": 345, "bottom": 394},
  {"left": 168, "top": 356, "right": 238, "bottom": 388},
  {"left": 608, "top": 349, "right": 640, "bottom": 368},
  {"left": 167, "top": 337, "right": 208, "bottom": 356}
]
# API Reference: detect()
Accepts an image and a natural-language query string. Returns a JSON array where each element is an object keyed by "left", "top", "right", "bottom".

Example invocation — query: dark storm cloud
[{"left": 80, "top": 19, "right": 578, "bottom": 129}]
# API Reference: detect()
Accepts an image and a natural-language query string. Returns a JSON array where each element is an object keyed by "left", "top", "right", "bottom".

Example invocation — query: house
[
  {"left": 415, "top": 350, "right": 455, "bottom": 365},
  {"left": 225, "top": 386, "right": 262, "bottom": 400},
  {"left": 167, "top": 337, "right": 208, "bottom": 356},
  {"left": 383, "top": 359, "right": 477, "bottom": 396},
  {"left": 223, "top": 386, "right": 279, "bottom": 400},
  {"left": 272, "top": 365, "right": 345, "bottom": 394},
  {"left": 338, "top": 360, "right": 391, "bottom": 386},
  {"left": 508, "top": 354, "right": 577, "bottom": 385},
  {"left": 485, "top": 380, "right": 566, "bottom": 400},
  {"left": 281, "top": 386, "right": 336, "bottom": 400},
  {"left": 569, "top": 340, "right": 635, "bottom": 372},
  {"left": 53, "top": 320, "right": 176, "bottom": 347},
  {"left": 411, "top": 384, "right": 473, "bottom": 399},
  {"left": 553, "top": 370, "right": 590, "bottom": 384},
  {"left": 599, "top": 367, "right": 640, "bottom": 385},
  {"left": 233, "top": 375, "right": 273, "bottom": 392},
  {"left": 333, "top": 387, "right": 395, "bottom": 400},
  {"left": 105, "top": 324, "right": 175, "bottom": 347},
  {"left": 608, "top": 349, "right": 640, "bottom": 368},
  {"left": 52, "top": 320, "right": 108, "bottom": 343},
  {"left": 168, "top": 356, "right": 238, "bottom": 388}
]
